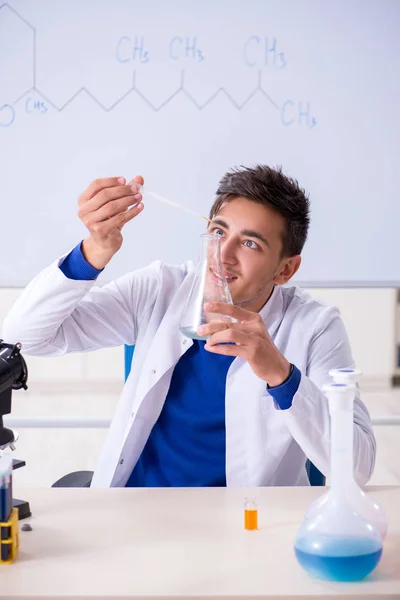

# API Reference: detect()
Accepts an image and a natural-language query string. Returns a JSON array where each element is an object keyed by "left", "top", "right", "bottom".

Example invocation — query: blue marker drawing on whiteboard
[
  {"left": 169, "top": 37, "right": 205, "bottom": 61},
  {"left": 243, "top": 36, "right": 286, "bottom": 68},
  {"left": 281, "top": 100, "right": 317, "bottom": 128},
  {"left": 25, "top": 97, "right": 48, "bottom": 114},
  {"left": 0, "top": 3, "right": 316, "bottom": 126},
  {"left": 116, "top": 36, "right": 149, "bottom": 63},
  {"left": 0, "top": 105, "right": 15, "bottom": 127}
]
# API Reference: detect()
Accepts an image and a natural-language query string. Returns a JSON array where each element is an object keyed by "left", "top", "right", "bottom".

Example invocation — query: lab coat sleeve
[
  {"left": 281, "top": 308, "right": 376, "bottom": 485},
  {"left": 2, "top": 257, "right": 162, "bottom": 356}
]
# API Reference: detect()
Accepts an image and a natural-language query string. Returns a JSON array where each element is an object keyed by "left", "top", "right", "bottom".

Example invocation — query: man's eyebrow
[
  {"left": 211, "top": 217, "right": 229, "bottom": 229},
  {"left": 211, "top": 218, "right": 271, "bottom": 248},
  {"left": 241, "top": 229, "right": 271, "bottom": 248}
]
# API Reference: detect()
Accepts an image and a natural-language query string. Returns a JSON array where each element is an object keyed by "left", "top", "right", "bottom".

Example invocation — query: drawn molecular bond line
[{"left": 0, "top": 2, "right": 317, "bottom": 128}]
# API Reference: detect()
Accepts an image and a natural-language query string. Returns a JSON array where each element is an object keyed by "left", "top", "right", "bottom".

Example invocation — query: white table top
[{"left": 1, "top": 486, "right": 399, "bottom": 599}]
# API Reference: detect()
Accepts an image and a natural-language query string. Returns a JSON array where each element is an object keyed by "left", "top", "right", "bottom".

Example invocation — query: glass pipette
[{"left": 127, "top": 179, "right": 215, "bottom": 225}]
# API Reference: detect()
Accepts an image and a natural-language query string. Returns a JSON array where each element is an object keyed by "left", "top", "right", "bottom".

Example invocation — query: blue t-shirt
[{"left": 126, "top": 339, "right": 235, "bottom": 487}]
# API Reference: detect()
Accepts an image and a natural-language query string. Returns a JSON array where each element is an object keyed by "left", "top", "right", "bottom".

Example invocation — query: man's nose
[{"left": 220, "top": 238, "right": 238, "bottom": 265}]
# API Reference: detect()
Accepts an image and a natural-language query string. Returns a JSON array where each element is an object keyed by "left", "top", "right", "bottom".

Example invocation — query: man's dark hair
[{"left": 210, "top": 165, "right": 310, "bottom": 257}]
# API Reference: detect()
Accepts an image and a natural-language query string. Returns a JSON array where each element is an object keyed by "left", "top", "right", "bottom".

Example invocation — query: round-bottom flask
[
  {"left": 303, "top": 481, "right": 387, "bottom": 541},
  {"left": 295, "top": 492, "right": 383, "bottom": 581},
  {"left": 304, "top": 369, "right": 387, "bottom": 541},
  {"left": 295, "top": 383, "right": 383, "bottom": 581}
]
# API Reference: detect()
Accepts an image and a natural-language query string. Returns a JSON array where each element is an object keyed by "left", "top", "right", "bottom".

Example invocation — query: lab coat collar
[{"left": 258, "top": 284, "right": 285, "bottom": 338}]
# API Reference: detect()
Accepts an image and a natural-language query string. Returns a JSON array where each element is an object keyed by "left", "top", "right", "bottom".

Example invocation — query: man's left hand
[{"left": 199, "top": 302, "right": 291, "bottom": 387}]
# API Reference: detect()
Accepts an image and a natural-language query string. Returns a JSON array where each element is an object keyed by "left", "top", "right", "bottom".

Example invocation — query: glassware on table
[
  {"left": 304, "top": 368, "right": 387, "bottom": 541},
  {"left": 294, "top": 382, "right": 383, "bottom": 582}
]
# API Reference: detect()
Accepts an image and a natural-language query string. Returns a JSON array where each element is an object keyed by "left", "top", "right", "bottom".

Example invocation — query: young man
[{"left": 3, "top": 165, "right": 375, "bottom": 488}]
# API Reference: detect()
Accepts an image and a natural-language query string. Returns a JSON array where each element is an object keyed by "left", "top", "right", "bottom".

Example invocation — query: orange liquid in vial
[{"left": 244, "top": 508, "right": 258, "bottom": 530}]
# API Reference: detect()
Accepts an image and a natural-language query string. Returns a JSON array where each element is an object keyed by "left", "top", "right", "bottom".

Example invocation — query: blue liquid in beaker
[{"left": 294, "top": 535, "right": 382, "bottom": 581}]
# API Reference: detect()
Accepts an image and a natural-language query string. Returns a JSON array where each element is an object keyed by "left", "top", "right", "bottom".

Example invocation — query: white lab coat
[{"left": 2, "top": 258, "right": 376, "bottom": 488}]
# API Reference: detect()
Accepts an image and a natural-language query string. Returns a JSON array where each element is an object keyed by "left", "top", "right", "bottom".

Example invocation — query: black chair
[{"left": 52, "top": 470, "right": 93, "bottom": 487}]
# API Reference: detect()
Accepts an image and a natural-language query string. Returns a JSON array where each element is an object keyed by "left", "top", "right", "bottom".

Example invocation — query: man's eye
[
  {"left": 212, "top": 228, "right": 224, "bottom": 237},
  {"left": 244, "top": 240, "right": 259, "bottom": 249}
]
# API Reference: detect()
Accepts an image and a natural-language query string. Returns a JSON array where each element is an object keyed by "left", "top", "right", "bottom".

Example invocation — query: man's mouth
[{"left": 210, "top": 268, "right": 238, "bottom": 283}]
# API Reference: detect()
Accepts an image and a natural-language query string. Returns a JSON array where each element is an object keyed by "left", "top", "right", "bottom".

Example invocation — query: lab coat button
[
  {"left": 119, "top": 459, "right": 124, "bottom": 465},
  {"left": 151, "top": 369, "right": 156, "bottom": 374}
]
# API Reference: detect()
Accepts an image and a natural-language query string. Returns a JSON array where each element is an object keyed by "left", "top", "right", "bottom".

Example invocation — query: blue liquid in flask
[{"left": 294, "top": 535, "right": 382, "bottom": 581}]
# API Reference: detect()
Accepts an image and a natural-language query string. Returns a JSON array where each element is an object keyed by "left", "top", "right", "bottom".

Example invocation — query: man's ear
[{"left": 273, "top": 255, "right": 302, "bottom": 285}]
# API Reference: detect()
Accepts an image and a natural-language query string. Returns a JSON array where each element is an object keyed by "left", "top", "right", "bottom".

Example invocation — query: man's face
[{"left": 207, "top": 197, "right": 300, "bottom": 313}]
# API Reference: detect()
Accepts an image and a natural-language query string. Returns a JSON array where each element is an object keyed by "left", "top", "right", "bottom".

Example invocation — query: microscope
[{"left": 0, "top": 339, "right": 30, "bottom": 519}]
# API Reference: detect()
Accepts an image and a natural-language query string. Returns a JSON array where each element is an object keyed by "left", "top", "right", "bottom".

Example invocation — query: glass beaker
[
  {"left": 304, "top": 369, "right": 387, "bottom": 541},
  {"left": 179, "top": 233, "right": 236, "bottom": 340},
  {"left": 294, "top": 383, "right": 383, "bottom": 582}
]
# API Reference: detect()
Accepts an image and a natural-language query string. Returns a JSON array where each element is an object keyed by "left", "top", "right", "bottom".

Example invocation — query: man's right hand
[{"left": 79, "top": 176, "right": 144, "bottom": 270}]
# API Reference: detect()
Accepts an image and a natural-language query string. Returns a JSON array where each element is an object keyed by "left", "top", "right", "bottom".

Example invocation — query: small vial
[{"left": 244, "top": 498, "right": 258, "bottom": 530}]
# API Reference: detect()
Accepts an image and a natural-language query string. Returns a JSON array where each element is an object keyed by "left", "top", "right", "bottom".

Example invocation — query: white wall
[{"left": 306, "top": 288, "right": 397, "bottom": 385}]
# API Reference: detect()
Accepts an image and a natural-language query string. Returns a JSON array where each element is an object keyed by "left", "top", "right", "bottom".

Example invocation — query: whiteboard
[{"left": 1, "top": 0, "right": 399, "bottom": 287}]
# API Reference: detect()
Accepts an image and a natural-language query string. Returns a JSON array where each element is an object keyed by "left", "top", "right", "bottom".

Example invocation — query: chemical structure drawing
[{"left": 0, "top": 3, "right": 317, "bottom": 129}]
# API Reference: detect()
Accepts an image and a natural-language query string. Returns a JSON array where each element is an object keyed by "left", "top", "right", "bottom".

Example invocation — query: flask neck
[{"left": 329, "top": 402, "right": 356, "bottom": 491}]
